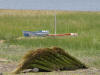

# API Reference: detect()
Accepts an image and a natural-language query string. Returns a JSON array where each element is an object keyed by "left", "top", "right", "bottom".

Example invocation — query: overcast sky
[{"left": 0, "top": 0, "right": 100, "bottom": 11}]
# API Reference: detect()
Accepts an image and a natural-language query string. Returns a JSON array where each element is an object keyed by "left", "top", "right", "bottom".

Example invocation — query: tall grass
[{"left": 0, "top": 10, "right": 100, "bottom": 69}]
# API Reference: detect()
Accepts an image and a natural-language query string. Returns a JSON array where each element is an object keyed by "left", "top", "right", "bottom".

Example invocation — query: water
[{"left": 0, "top": 0, "right": 100, "bottom": 11}]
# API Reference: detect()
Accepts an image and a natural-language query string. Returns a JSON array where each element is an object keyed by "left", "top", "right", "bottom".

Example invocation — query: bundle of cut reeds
[{"left": 12, "top": 47, "right": 88, "bottom": 74}]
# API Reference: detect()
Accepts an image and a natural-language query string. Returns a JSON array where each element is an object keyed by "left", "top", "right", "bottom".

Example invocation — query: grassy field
[{"left": 0, "top": 9, "right": 100, "bottom": 74}]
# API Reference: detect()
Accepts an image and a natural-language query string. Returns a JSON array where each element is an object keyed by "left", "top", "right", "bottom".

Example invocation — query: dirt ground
[
  {"left": 0, "top": 62, "right": 17, "bottom": 73},
  {"left": 0, "top": 62, "right": 100, "bottom": 75}
]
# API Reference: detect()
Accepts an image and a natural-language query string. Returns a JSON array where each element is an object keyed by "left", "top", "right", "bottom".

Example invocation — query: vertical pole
[{"left": 54, "top": 10, "right": 56, "bottom": 35}]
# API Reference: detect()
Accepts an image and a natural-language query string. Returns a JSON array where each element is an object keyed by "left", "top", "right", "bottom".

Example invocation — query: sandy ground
[
  {"left": 0, "top": 62, "right": 100, "bottom": 75},
  {"left": 0, "top": 62, "right": 16, "bottom": 73}
]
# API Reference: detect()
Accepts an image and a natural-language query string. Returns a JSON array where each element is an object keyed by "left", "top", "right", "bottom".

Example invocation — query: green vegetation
[
  {"left": 13, "top": 47, "right": 87, "bottom": 74},
  {"left": 0, "top": 10, "right": 100, "bottom": 74}
]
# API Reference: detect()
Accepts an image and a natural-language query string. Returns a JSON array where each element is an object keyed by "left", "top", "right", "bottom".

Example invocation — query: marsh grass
[{"left": 0, "top": 10, "right": 100, "bottom": 74}]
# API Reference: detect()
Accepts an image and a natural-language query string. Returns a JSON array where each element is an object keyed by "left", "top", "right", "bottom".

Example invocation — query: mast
[{"left": 54, "top": 10, "right": 56, "bottom": 35}]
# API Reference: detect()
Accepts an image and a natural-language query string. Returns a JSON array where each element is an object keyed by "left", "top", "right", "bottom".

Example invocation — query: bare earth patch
[
  {"left": 0, "top": 58, "right": 8, "bottom": 62},
  {"left": 0, "top": 40, "right": 5, "bottom": 44},
  {"left": 0, "top": 62, "right": 100, "bottom": 75},
  {"left": 0, "top": 62, "right": 17, "bottom": 73}
]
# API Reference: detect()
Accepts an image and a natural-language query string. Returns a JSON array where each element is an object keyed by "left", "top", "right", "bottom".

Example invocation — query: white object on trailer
[{"left": 70, "top": 33, "right": 78, "bottom": 36}]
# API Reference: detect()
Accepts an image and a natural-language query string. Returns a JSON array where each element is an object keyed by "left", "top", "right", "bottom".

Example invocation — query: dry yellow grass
[
  {"left": 0, "top": 9, "right": 65, "bottom": 16},
  {"left": 1, "top": 9, "right": 98, "bottom": 16}
]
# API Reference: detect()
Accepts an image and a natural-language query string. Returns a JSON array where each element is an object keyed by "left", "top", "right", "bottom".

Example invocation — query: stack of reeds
[{"left": 12, "top": 47, "right": 88, "bottom": 74}]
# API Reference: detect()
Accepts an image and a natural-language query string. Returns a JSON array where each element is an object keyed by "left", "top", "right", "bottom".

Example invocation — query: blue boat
[{"left": 23, "top": 30, "right": 49, "bottom": 37}]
